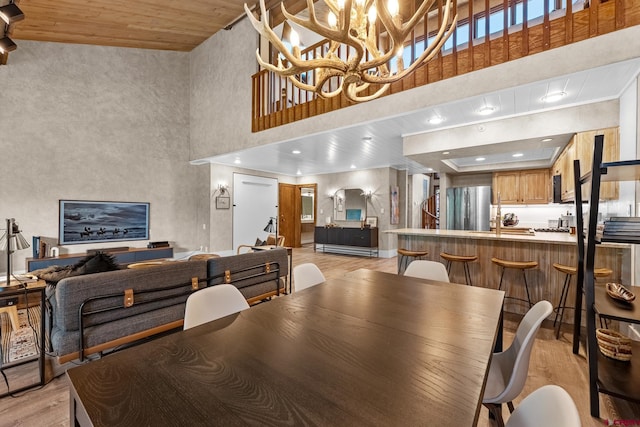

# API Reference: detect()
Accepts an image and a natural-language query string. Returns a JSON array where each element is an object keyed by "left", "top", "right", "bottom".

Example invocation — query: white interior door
[{"left": 232, "top": 173, "right": 278, "bottom": 252}]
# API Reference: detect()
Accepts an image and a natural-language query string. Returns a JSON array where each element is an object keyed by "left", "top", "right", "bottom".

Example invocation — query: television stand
[{"left": 25, "top": 247, "right": 173, "bottom": 271}]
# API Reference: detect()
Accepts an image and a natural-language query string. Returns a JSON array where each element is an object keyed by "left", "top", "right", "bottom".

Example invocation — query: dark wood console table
[
  {"left": 314, "top": 226, "right": 378, "bottom": 257},
  {"left": 25, "top": 246, "right": 173, "bottom": 271}
]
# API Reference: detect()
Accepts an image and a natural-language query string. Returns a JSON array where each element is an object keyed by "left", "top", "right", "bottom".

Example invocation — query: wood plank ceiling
[{"left": 9, "top": 0, "right": 251, "bottom": 52}]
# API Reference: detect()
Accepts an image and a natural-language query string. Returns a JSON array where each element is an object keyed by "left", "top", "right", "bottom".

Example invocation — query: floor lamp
[
  {"left": 264, "top": 216, "right": 278, "bottom": 246},
  {"left": 0, "top": 218, "right": 30, "bottom": 284}
]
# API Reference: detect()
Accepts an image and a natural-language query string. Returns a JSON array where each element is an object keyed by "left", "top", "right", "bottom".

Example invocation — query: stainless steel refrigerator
[{"left": 446, "top": 186, "right": 491, "bottom": 231}]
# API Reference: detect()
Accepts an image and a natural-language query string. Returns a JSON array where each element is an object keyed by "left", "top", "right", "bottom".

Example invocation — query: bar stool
[
  {"left": 397, "top": 248, "right": 429, "bottom": 274},
  {"left": 491, "top": 257, "right": 539, "bottom": 308},
  {"left": 552, "top": 263, "right": 613, "bottom": 338},
  {"left": 440, "top": 252, "right": 478, "bottom": 285}
]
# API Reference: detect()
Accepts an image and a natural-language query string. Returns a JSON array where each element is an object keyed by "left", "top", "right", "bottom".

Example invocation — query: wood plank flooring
[{"left": 0, "top": 245, "right": 638, "bottom": 426}]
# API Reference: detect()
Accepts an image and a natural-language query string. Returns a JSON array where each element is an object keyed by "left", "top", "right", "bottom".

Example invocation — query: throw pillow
[{"left": 33, "top": 252, "right": 120, "bottom": 285}]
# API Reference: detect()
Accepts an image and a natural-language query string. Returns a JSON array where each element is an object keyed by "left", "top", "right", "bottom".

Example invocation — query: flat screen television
[{"left": 59, "top": 200, "right": 150, "bottom": 245}]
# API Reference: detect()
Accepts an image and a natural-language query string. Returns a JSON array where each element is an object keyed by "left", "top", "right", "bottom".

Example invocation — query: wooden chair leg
[
  {"left": 483, "top": 403, "right": 505, "bottom": 427},
  {"left": 507, "top": 401, "right": 515, "bottom": 413}
]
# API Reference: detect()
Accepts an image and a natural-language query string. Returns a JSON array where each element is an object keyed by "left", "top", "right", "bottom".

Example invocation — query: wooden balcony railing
[{"left": 251, "top": 0, "right": 640, "bottom": 132}]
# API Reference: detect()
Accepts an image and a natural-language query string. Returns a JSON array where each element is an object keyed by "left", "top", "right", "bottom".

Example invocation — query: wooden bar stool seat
[
  {"left": 397, "top": 248, "right": 429, "bottom": 274},
  {"left": 491, "top": 257, "right": 538, "bottom": 308},
  {"left": 440, "top": 252, "right": 478, "bottom": 285},
  {"left": 552, "top": 263, "right": 613, "bottom": 339}
]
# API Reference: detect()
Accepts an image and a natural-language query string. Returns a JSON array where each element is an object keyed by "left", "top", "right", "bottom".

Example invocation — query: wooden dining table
[{"left": 66, "top": 269, "right": 505, "bottom": 426}]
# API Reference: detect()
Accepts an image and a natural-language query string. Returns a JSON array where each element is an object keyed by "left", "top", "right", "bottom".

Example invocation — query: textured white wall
[
  {"left": 190, "top": 18, "right": 257, "bottom": 160},
  {"left": 0, "top": 41, "right": 209, "bottom": 273}
]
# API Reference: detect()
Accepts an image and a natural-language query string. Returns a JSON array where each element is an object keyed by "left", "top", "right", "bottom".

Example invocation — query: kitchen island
[{"left": 386, "top": 228, "right": 631, "bottom": 318}]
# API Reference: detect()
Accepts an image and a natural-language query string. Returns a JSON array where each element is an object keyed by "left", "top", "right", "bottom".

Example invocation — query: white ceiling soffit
[{"left": 196, "top": 57, "right": 640, "bottom": 176}]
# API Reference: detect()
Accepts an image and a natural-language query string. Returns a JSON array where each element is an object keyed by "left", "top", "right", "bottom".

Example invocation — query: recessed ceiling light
[
  {"left": 234, "top": 158, "right": 241, "bottom": 164},
  {"left": 426, "top": 168, "right": 433, "bottom": 171},
  {"left": 475, "top": 157, "right": 486, "bottom": 161},
  {"left": 542, "top": 138, "right": 553, "bottom": 142},
  {"left": 477, "top": 106, "right": 495, "bottom": 116},
  {"left": 512, "top": 153, "right": 524, "bottom": 158},
  {"left": 428, "top": 116, "right": 444, "bottom": 125},
  {"left": 292, "top": 150, "right": 301, "bottom": 154},
  {"left": 442, "top": 151, "right": 450, "bottom": 155},
  {"left": 541, "top": 91, "right": 566, "bottom": 103},
  {"left": 296, "top": 169, "right": 302, "bottom": 175},
  {"left": 350, "top": 164, "right": 356, "bottom": 169}
]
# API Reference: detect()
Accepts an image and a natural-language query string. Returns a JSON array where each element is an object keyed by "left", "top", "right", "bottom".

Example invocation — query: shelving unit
[
  {"left": 0, "top": 284, "right": 46, "bottom": 397},
  {"left": 572, "top": 134, "right": 640, "bottom": 417}
]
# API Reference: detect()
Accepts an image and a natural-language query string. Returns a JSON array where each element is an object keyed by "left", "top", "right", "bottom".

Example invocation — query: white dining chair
[
  {"left": 483, "top": 300, "right": 553, "bottom": 427},
  {"left": 403, "top": 260, "right": 450, "bottom": 282},
  {"left": 293, "top": 263, "right": 326, "bottom": 291},
  {"left": 183, "top": 284, "right": 249, "bottom": 330},
  {"left": 505, "top": 385, "right": 581, "bottom": 427}
]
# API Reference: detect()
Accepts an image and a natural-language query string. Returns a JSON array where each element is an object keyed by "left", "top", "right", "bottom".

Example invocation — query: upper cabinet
[
  {"left": 552, "top": 127, "right": 620, "bottom": 202},
  {"left": 492, "top": 169, "right": 550, "bottom": 204},
  {"left": 575, "top": 128, "right": 620, "bottom": 201},
  {"left": 552, "top": 136, "right": 576, "bottom": 202}
]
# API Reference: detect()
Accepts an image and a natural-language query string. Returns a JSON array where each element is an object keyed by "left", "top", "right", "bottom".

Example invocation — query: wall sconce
[
  {"left": 362, "top": 190, "right": 373, "bottom": 200},
  {"left": 217, "top": 184, "right": 229, "bottom": 196},
  {"left": 0, "top": 37, "right": 17, "bottom": 54},
  {"left": 0, "top": 3, "right": 25, "bottom": 25}
]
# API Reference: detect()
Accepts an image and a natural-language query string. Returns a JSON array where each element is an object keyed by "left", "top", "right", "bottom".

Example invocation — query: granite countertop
[{"left": 384, "top": 228, "right": 630, "bottom": 247}]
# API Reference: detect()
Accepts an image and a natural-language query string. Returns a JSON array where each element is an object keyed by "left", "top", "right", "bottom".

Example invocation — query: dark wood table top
[{"left": 66, "top": 269, "right": 504, "bottom": 427}]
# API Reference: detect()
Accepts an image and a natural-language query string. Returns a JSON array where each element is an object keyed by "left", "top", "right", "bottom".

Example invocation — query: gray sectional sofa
[{"left": 46, "top": 248, "right": 288, "bottom": 363}]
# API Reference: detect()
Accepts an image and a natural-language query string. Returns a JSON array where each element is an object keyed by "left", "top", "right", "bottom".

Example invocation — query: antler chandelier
[{"left": 245, "top": 0, "right": 457, "bottom": 103}]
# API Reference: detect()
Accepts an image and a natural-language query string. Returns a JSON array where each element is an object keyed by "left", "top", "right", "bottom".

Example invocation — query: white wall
[{"left": 0, "top": 41, "right": 209, "bottom": 274}]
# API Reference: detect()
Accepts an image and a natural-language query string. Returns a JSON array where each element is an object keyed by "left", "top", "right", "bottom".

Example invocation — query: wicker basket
[{"left": 596, "top": 328, "right": 633, "bottom": 362}]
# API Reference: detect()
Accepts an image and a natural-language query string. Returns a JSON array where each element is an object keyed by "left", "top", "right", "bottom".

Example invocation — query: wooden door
[
  {"left": 521, "top": 169, "right": 550, "bottom": 204},
  {"left": 600, "top": 127, "right": 620, "bottom": 200},
  {"left": 492, "top": 172, "right": 520, "bottom": 204},
  {"left": 278, "top": 183, "right": 297, "bottom": 248}
]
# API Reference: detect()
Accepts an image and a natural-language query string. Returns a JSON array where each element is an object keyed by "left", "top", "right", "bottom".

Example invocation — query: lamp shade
[
  {"left": 264, "top": 218, "right": 275, "bottom": 233},
  {"left": 0, "top": 3, "right": 25, "bottom": 25}
]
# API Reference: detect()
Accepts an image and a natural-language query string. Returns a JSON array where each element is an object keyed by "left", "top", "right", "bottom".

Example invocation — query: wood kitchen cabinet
[
  {"left": 552, "top": 136, "right": 575, "bottom": 202},
  {"left": 492, "top": 169, "right": 550, "bottom": 204},
  {"left": 575, "top": 128, "right": 619, "bottom": 200},
  {"left": 552, "top": 127, "right": 619, "bottom": 202}
]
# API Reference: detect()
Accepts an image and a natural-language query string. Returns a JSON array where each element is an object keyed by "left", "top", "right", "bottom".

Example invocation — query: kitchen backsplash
[{"left": 490, "top": 204, "right": 575, "bottom": 229}]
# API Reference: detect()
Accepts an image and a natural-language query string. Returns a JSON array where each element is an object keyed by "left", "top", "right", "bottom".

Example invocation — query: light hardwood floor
[{"left": 0, "top": 245, "right": 638, "bottom": 426}]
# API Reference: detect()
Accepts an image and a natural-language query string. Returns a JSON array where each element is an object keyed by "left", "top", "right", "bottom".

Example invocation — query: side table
[{"left": 0, "top": 281, "right": 46, "bottom": 397}]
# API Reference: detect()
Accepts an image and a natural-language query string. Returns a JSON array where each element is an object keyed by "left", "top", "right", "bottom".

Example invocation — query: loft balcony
[{"left": 251, "top": 0, "right": 640, "bottom": 132}]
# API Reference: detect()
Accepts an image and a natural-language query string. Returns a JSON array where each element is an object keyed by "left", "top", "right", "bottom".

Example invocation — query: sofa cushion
[
  {"left": 207, "top": 248, "right": 288, "bottom": 300},
  {"left": 50, "top": 260, "right": 207, "bottom": 334}
]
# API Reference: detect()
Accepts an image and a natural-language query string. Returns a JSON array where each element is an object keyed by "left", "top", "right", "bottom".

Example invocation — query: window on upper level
[{"left": 475, "top": 0, "right": 568, "bottom": 39}]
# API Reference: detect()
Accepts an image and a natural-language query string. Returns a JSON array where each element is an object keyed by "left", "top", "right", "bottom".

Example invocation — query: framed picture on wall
[
  {"left": 365, "top": 216, "right": 378, "bottom": 228},
  {"left": 59, "top": 200, "right": 150, "bottom": 245},
  {"left": 390, "top": 186, "right": 400, "bottom": 224},
  {"left": 216, "top": 196, "right": 230, "bottom": 209}
]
